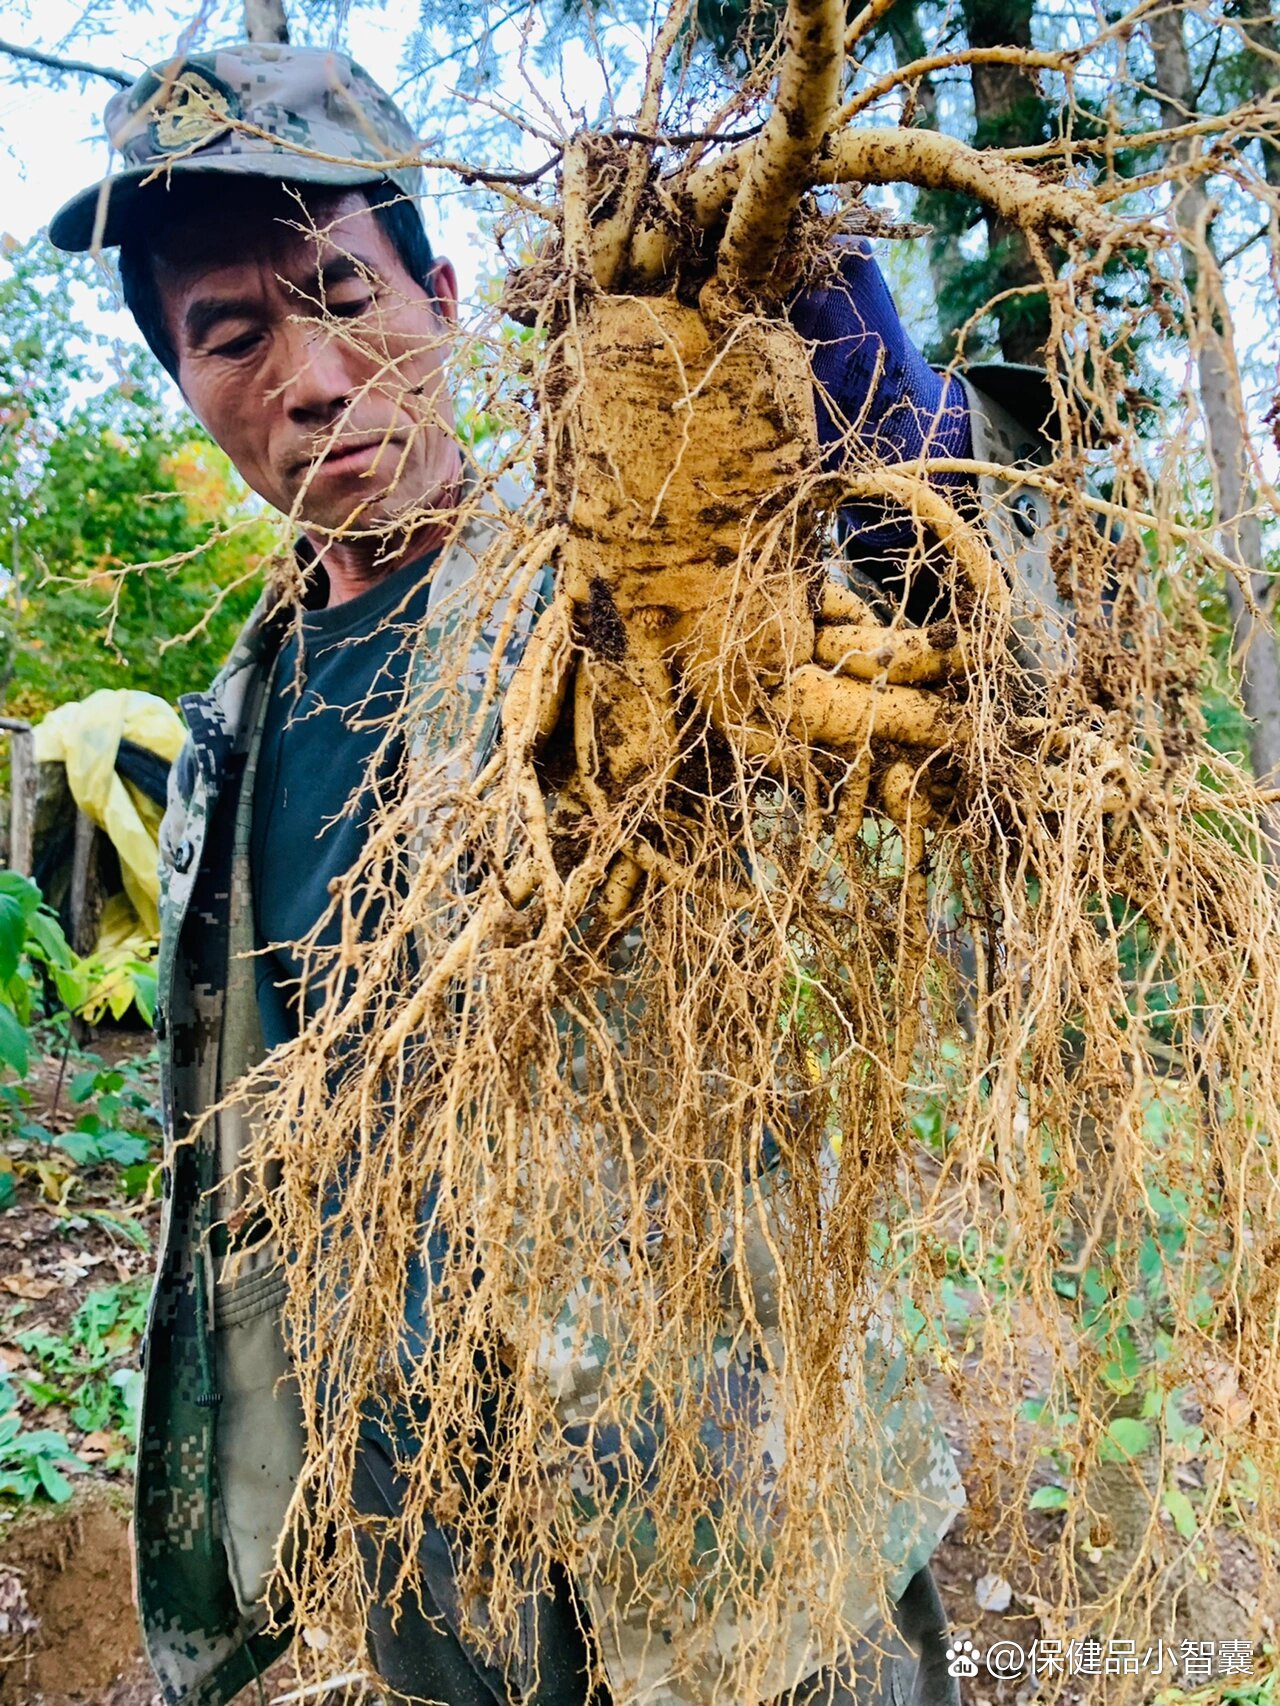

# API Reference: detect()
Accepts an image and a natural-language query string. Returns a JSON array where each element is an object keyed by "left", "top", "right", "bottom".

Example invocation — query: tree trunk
[
  {"left": 244, "top": 0, "right": 289, "bottom": 43},
  {"left": 1151, "top": 9, "right": 1280, "bottom": 821},
  {"left": 958, "top": 0, "right": 1051, "bottom": 361}
]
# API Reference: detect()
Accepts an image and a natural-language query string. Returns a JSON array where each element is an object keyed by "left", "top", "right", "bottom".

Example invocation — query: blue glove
[{"left": 788, "top": 243, "right": 972, "bottom": 559}]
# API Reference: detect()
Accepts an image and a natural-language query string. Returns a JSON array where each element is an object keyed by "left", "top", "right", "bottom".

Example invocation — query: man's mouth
[{"left": 298, "top": 433, "right": 404, "bottom": 480}]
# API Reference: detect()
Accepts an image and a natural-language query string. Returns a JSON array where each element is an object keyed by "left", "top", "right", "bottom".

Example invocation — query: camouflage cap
[{"left": 49, "top": 43, "right": 423, "bottom": 252}]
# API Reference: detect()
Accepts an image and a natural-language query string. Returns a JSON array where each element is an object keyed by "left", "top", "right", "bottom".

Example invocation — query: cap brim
[{"left": 49, "top": 153, "right": 386, "bottom": 252}]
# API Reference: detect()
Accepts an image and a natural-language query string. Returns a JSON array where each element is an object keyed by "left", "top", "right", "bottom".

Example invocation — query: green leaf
[
  {"left": 20, "top": 1380, "right": 63, "bottom": 1408},
  {"left": 110, "top": 1367, "right": 143, "bottom": 1425},
  {"left": 70, "top": 1386, "right": 113, "bottom": 1434},
  {"left": 34, "top": 1456, "right": 74, "bottom": 1503},
  {"left": 15, "top": 1427, "right": 80, "bottom": 1456},
  {"left": 52, "top": 964, "right": 90, "bottom": 1010},
  {"left": 0, "top": 894, "right": 27, "bottom": 985},
  {"left": 0, "top": 1003, "right": 30, "bottom": 1077},
  {"left": 121, "top": 1162, "right": 161, "bottom": 1201},
  {"left": 0, "top": 873, "right": 40, "bottom": 909},
  {"left": 1162, "top": 1486, "right": 1198, "bottom": 1540},
  {"left": 3, "top": 972, "right": 30, "bottom": 1026},
  {"left": 95, "top": 1130, "right": 151, "bottom": 1167},
  {"left": 1028, "top": 1484, "right": 1070, "bottom": 1511},
  {"left": 130, "top": 969, "right": 156, "bottom": 1026},
  {"left": 53, "top": 1128, "right": 102, "bottom": 1165},
  {"left": 69, "top": 1069, "right": 101, "bottom": 1105},
  {"left": 909, "top": 1102, "right": 942, "bottom": 1145},
  {"left": 1100, "top": 1417, "right": 1152, "bottom": 1462},
  {"left": 25, "top": 909, "right": 74, "bottom": 971}
]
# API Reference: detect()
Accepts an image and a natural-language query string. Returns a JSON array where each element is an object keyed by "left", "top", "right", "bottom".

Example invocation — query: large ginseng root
[{"left": 234, "top": 1, "right": 1280, "bottom": 1696}]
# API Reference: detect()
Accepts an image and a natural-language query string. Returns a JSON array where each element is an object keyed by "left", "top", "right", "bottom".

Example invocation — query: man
[{"left": 51, "top": 42, "right": 1058, "bottom": 1706}]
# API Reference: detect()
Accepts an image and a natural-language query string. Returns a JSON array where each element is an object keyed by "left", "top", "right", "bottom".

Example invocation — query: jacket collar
[{"left": 176, "top": 469, "right": 527, "bottom": 810}]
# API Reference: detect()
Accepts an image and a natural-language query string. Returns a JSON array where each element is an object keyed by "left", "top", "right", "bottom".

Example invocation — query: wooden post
[
  {"left": 2, "top": 718, "right": 35, "bottom": 877},
  {"left": 68, "top": 808, "right": 103, "bottom": 957}
]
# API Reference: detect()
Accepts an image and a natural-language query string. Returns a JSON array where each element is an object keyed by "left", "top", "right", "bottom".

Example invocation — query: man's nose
[{"left": 279, "top": 316, "right": 363, "bottom": 424}]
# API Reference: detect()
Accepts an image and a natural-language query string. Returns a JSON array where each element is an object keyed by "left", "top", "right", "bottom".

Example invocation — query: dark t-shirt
[{"left": 250, "top": 551, "right": 438, "bottom": 1048}]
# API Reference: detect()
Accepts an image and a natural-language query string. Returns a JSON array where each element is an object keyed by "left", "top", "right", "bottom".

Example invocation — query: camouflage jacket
[{"left": 139, "top": 385, "right": 1055, "bottom": 1705}]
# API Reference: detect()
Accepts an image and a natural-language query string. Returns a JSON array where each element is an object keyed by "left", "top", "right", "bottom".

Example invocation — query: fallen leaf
[
  {"left": 0, "top": 1274, "right": 59, "bottom": 1300},
  {"left": 975, "top": 1572, "right": 1013, "bottom": 1613},
  {"left": 0, "top": 1567, "right": 37, "bottom": 1639},
  {"left": 32, "top": 1159, "right": 72, "bottom": 1205},
  {"left": 78, "top": 1431, "right": 118, "bottom": 1460}
]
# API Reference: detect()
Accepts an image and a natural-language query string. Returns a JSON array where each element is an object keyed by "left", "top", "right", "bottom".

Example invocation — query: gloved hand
[{"left": 789, "top": 243, "right": 972, "bottom": 560}]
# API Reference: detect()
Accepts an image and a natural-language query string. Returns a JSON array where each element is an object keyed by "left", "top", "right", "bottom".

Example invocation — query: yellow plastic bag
[{"left": 33, "top": 689, "right": 185, "bottom": 943}]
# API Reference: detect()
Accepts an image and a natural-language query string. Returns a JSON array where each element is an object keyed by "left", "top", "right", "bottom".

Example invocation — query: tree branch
[{"left": 0, "top": 37, "right": 130, "bottom": 87}]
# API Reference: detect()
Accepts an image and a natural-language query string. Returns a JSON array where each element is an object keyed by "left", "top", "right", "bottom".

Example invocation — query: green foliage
[
  {"left": 0, "top": 868, "right": 155, "bottom": 1073},
  {"left": 15, "top": 1279, "right": 149, "bottom": 1460},
  {"left": 0, "top": 236, "right": 273, "bottom": 724},
  {"left": 1153, "top": 1657, "right": 1280, "bottom": 1706},
  {"left": 57, "top": 1057, "right": 159, "bottom": 1175},
  {"left": 0, "top": 875, "right": 158, "bottom": 1505},
  {"left": 3, "top": 1042, "right": 161, "bottom": 1206},
  {"left": 0, "top": 871, "right": 162, "bottom": 1208},
  {"left": 0, "top": 978, "right": 158, "bottom": 1502},
  {"left": 0, "top": 1374, "right": 84, "bottom": 1502},
  {"left": 0, "top": 871, "right": 82, "bottom": 1076}
]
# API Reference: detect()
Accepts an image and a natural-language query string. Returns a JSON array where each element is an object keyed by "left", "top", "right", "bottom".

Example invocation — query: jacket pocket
[{"left": 212, "top": 1260, "right": 305, "bottom": 1618}]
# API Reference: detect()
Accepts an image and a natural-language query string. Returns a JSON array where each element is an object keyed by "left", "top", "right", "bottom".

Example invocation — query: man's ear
[{"left": 429, "top": 257, "right": 459, "bottom": 327}]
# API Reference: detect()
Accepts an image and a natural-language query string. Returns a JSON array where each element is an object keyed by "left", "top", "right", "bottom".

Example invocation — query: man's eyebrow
[
  {"left": 182, "top": 257, "right": 378, "bottom": 347},
  {"left": 314, "top": 254, "right": 378, "bottom": 295},
  {"left": 277, "top": 254, "right": 380, "bottom": 307},
  {"left": 184, "top": 295, "right": 264, "bottom": 348}
]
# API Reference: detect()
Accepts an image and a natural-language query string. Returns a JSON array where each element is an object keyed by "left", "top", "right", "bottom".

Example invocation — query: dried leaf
[
  {"left": 975, "top": 1572, "right": 1013, "bottom": 1613},
  {"left": 0, "top": 1274, "right": 59, "bottom": 1300},
  {"left": 32, "top": 1159, "right": 72, "bottom": 1205}
]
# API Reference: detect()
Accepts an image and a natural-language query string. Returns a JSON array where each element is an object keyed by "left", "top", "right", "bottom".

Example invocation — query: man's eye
[
  {"left": 329, "top": 294, "right": 375, "bottom": 319},
  {"left": 210, "top": 330, "right": 263, "bottom": 359}
]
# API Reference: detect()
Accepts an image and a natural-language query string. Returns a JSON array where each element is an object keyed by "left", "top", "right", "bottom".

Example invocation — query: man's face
[{"left": 151, "top": 189, "right": 459, "bottom": 539}]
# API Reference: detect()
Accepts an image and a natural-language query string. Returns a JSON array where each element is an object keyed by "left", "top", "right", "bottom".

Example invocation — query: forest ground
[{"left": 0, "top": 1033, "right": 1270, "bottom": 1706}]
